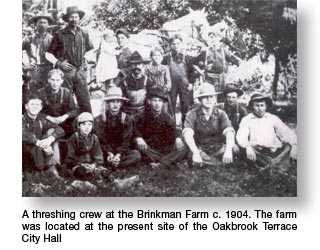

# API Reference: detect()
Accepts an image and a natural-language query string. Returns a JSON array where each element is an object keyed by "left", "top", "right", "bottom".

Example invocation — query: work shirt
[
  {"left": 135, "top": 110, "right": 177, "bottom": 154},
  {"left": 236, "top": 112, "right": 297, "bottom": 152},
  {"left": 216, "top": 102, "right": 247, "bottom": 131},
  {"left": 38, "top": 86, "right": 79, "bottom": 118},
  {"left": 22, "top": 113, "right": 65, "bottom": 145},
  {"left": 31, "top": 31, "right": 52, "bottom": 65},
  {"left": 65, "top": 132, "right": 104, "bottom": 167},
  {"left": 119, "top": 74, "right": 154, "bottom": 109},
  {"left": 48, "top": 25, "right": 93, "bottom": 68},
  {"left": 94, "top": 111, "right": 134, "bottom": 154},
  {"left": 183, "top": 107, "right": 234, "bottom": 152}
]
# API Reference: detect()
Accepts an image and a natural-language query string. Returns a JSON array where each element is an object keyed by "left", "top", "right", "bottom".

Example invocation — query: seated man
[
  {"left": 236, "top": 93, "right": 297, "bottom": 169},
  {"left": 134, "top": 86, "right": 187, "bottom": 168},
  {"left": 183, "top": 83, "right": 236, "bottom": 167},
  {"left": 94, "top": 86, "right": 141, "bottom": 170},
  {"left": 216, "top": 84, "right": 247, "bottom": 131},
  {"left": 22, "top": 94, "right": 65, "bottom": 179},
  {"left": 38, "top": 69, "right": 79, "bottom": 137}
]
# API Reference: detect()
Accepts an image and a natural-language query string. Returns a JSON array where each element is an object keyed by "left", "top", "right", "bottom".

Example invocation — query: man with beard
[
  {"left": 28, "top": 13, "right": 54, "bottom": 90},
  {"left": 119, "top": 51, "right": 155, "bottom": 117},
  {"left": 46, "top": 6, "right": 93, "bottom": 113}
]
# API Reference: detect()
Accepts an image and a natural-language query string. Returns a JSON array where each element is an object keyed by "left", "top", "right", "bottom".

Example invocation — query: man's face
[
  {"left": 25, "top": 99, "right": 42, "bottom": 117},
  {"left": 68, "top": 13, "right": 80, "bottom": 26},
  {"left": 117, "top": 34, "right": 128, "bottom": 48},
  {"left": 107, "top": 100, "right": 122, "bottom": 114},
  {"left": 252, "top": 101, "right": 267, "bottom": 118},
  {"left": 200, "top": 95, "right": 216, "bottom": 109},
  {"left": 226, "top": 92, "right": 238, "bottom": 106},
  {"left": 148, "top": 97, "right": 164, "bottom": 114},
  {"left": 37, "top": 18, "right": 49, "bottom": 33},
  {"left": 48, "top": 73, "right": 63, "bottom": 92},
  {"left": 207, "top": 32, "right": 221, "bottom": 47},
  {"left": 79, "top": 121, "right": 93, "bottom": 136},
  {"left": 171, "top": 38, "right": 183, "bottom": 53},
  {"left": 130, "top": 62, "right": 144, "bottom": 75}
]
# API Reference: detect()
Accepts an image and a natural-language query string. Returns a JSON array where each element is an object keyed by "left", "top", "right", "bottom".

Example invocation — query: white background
[{"left": 0, "top": 0, "right": 319, "bottom": 249}]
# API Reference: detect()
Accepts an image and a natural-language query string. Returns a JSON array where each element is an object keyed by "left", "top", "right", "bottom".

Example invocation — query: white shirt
[{"left": 236, "top": 112, "right": 297, "bottom": 151}]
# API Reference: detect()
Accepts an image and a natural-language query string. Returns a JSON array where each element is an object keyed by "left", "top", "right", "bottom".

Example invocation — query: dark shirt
[
  {"left": 31, "top": 32, "right": 53, "bottom": 65},
  {"left": 116, "top": 46, "right": 132, "bottom": 69},
  {"left": 194, "top": 46, "right": 240, "bottom": 74},
  {"left": 65, "top": 132, "right": 104, "bottom": 167},
  {"left": 48, "top": 25, "right": 93, "bottom": 68},
  {"left": 216, "top": 102, "right": 247, "bottom": 131},
  {"left": 22, "top": 113, "right": 65, "bottom": 145},
  {"left": 38, "top": 86, "right": 79, "bottom": 118},
  {"left": 94, "top": 111, "right": 134, "bottom": 154},
  {"left": 135, "top": 110, "right": 177, "bottom": 154},
  {"left": 184, "top": 107, "right": 233, "bottom": 152}
]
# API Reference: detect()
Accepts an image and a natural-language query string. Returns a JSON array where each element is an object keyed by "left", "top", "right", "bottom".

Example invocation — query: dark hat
[
  {"left": 223, "top": 84, "right": 243, "bottom": 97},
  {"left": 147, "top": 86, "right": 168, "bottom": 102},
  {"left": 29, "top": 14, "right": 54, "bottom": 25},
  {"left": 115, "top": 28, "right": 130, "bottom": 38},
  {"left": 127, "top": 51, "right": 149, "bottom": 64},
  {"left": 248, "top": 93, "right": 273, "bottom": 108},
  {"left": 62, "top": 6, "right": 85, "bottom": 22}
]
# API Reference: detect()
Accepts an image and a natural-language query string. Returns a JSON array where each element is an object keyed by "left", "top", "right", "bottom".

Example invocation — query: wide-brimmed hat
[
  {"left": 248, "top": 93, "right": 273, "bottom": 108},
  {"left": 127, "top": 51, "right": 149, "bottom": 64},
  {"left": 103, "top": 86, "right": 129, "bottom": 102},
  {"left": 223, "top": 84, "right": 243, "bottom": 97},
  {"left": 147, "top": 86, "right": 168, "bottom": 102},
  {"left": 195, "top": 83, "right": 220, "bottom": 99},
  {"left": 62, "top": 6, "right": 85, "bottom": 22},
  {"left": 29, "top": 14, "right": 54, "bottom": 25}
]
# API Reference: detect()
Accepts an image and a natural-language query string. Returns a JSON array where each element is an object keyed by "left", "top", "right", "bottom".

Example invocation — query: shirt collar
[
  {"left": 196, "top": 106, "right": 219, "bottom": 119},
  {"left": 249, "top": 112, "right": 270, "bottom": 119},
  {"left": 62, "top": 25, "right": 81, "bottom": 34}
]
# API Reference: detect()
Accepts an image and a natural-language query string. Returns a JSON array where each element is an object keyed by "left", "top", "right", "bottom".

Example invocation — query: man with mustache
[
  {"left": 46, "top": 6, "right": 93, "bottom": 113},
  {"left": 119, "top": 51, "right": 155, "bottom": 117}
]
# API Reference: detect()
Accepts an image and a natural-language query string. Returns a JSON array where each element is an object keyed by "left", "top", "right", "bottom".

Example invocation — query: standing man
[
  {"left": 193, "top": 27, "right": 240, "bottom": 92},
  {"left": 46, "top": 6, "right": 93, "bottom": 113},
  {"left": 183, "top": 83, "right": 236, "bottom": 167},
  {"left": 28, "top": 13, "right": 54, "bottom": 89},
  {"left": 119, "top": 51, "right": 154, "bottom": 117},
  {"left": 163, "top": 34, "right": 194, "bottom": 125},
  {"left": 216, "top": 84, "right": 247, "bottom": 131}
]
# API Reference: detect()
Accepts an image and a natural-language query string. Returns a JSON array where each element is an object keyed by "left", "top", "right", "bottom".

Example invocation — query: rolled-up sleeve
[{"left": 182, "top": 110, "right": 196, "bottom": 137}]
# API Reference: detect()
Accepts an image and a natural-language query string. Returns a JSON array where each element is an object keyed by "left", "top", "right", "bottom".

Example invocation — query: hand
[
  {"left": 175, "top": 138, "right": 185, "bottom": 151},
  {"left": 187, "top": 83, "right": 193, "bottom": 91},
  {"left": 38, "top": 136, "right": 55, "bottom": 149},
  {"left": 84, "top": 163, "right": 96, "bottom": 172},
  {"left": 246, "top": 145, "right": 256, "bottom": 162},
  {"left": 112, "top": 154, "right": 121, "bottom": 167},
  {"left": 222, "top": 149, "right": 233, "bottom": 165},
  {"left": 23, "top": 63, "right": 36, "bottom": 71},
  {"left": 46, "top": 116, "right": 59, "bottom": 124},
  {"left": 56, "top": 115, "right": 68, "bottom": 124},
  {"left": 56, "top": 60, "right": 75, "bottom": 72},
  {"left": 107, "top": 152, "right": 114, "bottom": 162},
  {"left": 136, "top": 137, "right": 148, "bottom": 152},
  {"left": 192, "top": 151, "right": 203, "bottom": 167},
  {"left": 290, "top": 145, "right": 297, "bottom": 160}
]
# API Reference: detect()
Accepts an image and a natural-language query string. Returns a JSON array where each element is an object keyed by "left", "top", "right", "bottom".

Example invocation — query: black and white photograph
[{"left": 21, "top": 0, "right": 297, "bottom": 197}]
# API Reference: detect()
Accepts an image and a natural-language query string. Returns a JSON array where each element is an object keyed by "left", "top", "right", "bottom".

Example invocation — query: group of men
[{"left": 22, "top": 6, "right": 297, "bottom": 183}]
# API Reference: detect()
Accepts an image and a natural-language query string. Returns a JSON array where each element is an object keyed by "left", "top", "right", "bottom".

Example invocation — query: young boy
[
  {"left": 22, "top": 94, "right": 65, "bottom": 179},
  {"left": 38, "top": 69, "right": 79, "bottom": 137},
  {"left": 134, "top": 86, "right": 187, "bottom": 168},
  {"left": 236, "top": 93, "right": 297, "bottom": 168},
  {"left": 94, "top": 86, "right": 141, "bottom": 170},
  {"left": 65, "top": 112, "right": 106, "bottom": 180}
]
